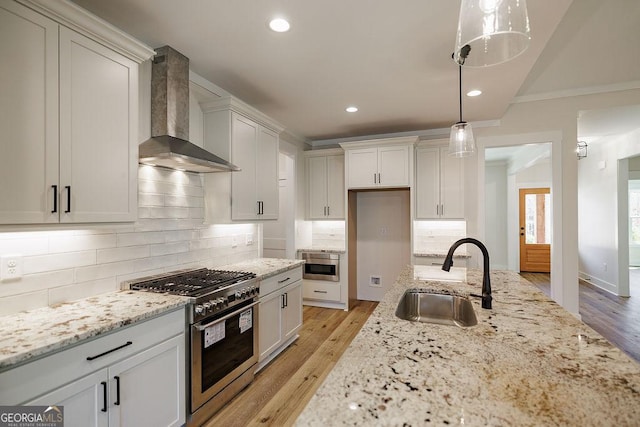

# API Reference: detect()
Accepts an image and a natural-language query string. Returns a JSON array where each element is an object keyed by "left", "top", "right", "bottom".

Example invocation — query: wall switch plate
[{"left": 1, "top": 255, "right": 23, "bottom": 281}]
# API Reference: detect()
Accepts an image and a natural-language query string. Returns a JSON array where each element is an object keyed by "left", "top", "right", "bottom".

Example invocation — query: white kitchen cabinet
[
  {"left": 341, "top": 137, "right": 416, "bottom": 189},
  {"left": 1, "top": 309, "right": 186, "bottom": 427},
  {"left": 257, "top": 266, "right": 303, "bottom": 370},
  {"left": 415, "top": 144, "right": 465, "bottom": 219},
  {"left": 201, "top": 96, "right": 283, "bottom": 222},
  {"left": 0, "top": 0, "right": 151, "bottom": 225},
  {"left": 305, "top": 149, "right": 345, "bottom": 219}
]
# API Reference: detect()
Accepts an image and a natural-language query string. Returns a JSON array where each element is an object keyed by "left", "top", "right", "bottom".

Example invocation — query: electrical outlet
[
  {"left": 370, "top": 275, "right": 382, "bottom": 287},
  {"left": 1, "top": 255, "right": 23, "bottom": 281},
  {"left": 231, "top": 236, "right": 238, "bottom": 248},
  {"left": 246, "top": 234, "right": 254, "bottom": 246},
  {"left": 603, "top": 263, "right": 607, "bottom": 272}
]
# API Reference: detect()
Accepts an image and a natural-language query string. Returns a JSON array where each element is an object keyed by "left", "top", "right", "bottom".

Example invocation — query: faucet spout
[{"left": 442, "top": 238, "right": 492, "bottom": 309}]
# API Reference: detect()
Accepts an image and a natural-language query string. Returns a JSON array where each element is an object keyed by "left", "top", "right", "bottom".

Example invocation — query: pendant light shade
[
  {"left": 449, "top": 122, "right": 475, "bottom": 157},
  {"left": 448, "top": 46, "right": 476, "bottom": 157},
  {"left": 454, "top": 0, "right": 531, "bottom": 67}
]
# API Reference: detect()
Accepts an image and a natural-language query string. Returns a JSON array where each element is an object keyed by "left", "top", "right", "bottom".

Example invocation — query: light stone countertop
[
  {"left": 219, "top": 258, "right": 305, "bottom": 278},
  {"left": 296, "top": 266, "right": 640, "bottom": 426},
  {"left": 413, "top": 251, "right": 471, "bottom": 258},
  {"left": 297, "top": 247, "right": 346, "bottom": 254},
  {"left": 0, "top": 291, "right": 188, "bottom": 371}
]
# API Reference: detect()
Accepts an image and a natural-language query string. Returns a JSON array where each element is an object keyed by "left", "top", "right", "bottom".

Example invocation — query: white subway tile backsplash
[
  {"left": 24, "top": 251, "right": 97, "bottom": 275},
  {"left": 0, "top": 165, "right": 260, "bottom": 316}
]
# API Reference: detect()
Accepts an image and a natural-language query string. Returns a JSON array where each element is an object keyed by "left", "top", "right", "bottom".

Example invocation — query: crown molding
[{"left": 512, "top": 80, "right": 640, "bottom": 104}]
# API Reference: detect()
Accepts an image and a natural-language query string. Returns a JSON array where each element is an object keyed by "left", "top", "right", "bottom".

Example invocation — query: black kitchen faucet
[{"left": 442, "top": 238, "right": 492, "bottom": 309}]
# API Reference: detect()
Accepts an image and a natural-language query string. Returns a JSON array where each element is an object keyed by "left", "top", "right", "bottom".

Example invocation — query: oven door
[{"left": 191, "top": 298, "right": 259, "bottom": 412}]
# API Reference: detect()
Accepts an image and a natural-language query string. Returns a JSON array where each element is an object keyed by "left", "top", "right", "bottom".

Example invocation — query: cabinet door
[
  {"left": 347, "top": 148, "right": 377, "bottom": 188},
  {"left": 231, "top": 113, "right": 259, "bottom": 220},
  {"left": 439, "top": 148, "right": 465, "bottom": 219},
  {"left": 0, "top": 1, "right": 59, "bottom": 224},
  {"left": 27, "top": 369, "right": 109, "bottom": 427},
  {"left": 108, "top": 335, "right": 185, "bottom": 427},
  {"left": 259, "top": 290, "right": 283, "bottom": 361},
  {"left": 415, "top": 147, "right": 440, "bottom": 219},
  {"left": 378, "top": 145, "right": 409, "bottom": 187},
  {"left": 326, "top": 155, "right": 345, "bottom": 219},
  {"left": 59, "top": 28, "right": 138, "bottom": 223},
  {"left": 307, "top": 156, "right": 328, "bottom": 219},
  {"left": 282, "top": 281, "right": 303, "bottom": 342},
  {"left": 256, "top": 127, "right": 279, "bottom": 220}
]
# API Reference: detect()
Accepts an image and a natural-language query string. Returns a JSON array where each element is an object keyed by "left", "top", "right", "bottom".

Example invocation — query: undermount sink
[{"left": 395, "top": 288, "right": 478, "bottom": 327}]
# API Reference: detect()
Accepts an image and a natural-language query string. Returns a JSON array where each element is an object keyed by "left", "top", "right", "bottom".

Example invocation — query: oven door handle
[{"left": 192, "top": 300, "right": 259, "bottom": 331}]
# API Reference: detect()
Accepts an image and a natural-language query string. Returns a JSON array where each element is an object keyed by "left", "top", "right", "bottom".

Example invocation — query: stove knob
[
  {"left": 235, "top": 291, "right": 242, "bottom": 299},
  {"left": 220, "top": 297, "right": 228, "bottom": 306},
  {"left": 195, "top": 305, "right": 204, "bottom": 315},
  {"left": 211, "top": 300, "right": 218, "bottom": 310}
]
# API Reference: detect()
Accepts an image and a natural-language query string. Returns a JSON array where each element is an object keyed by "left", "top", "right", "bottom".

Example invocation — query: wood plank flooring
[
  {"left": 202, "top": 300, "right": 378, "bottom": 427},
  {"left": 520, "top": 272, "right": 640, "bottom": 363}
]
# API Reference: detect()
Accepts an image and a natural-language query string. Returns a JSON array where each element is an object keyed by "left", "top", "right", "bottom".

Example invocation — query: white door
[
  {"left": 231, "top": 113, "right": 259, "bottom": 220},
  {"left": 307, "top": 156, "right": 328, "bottom": 219},
  {"left": 27, "top": 369, "right": 109, "bottom": 427},
  {"left": 415, "top": 147, "right": 440, "bottom": 219},
  {"left": 378, "top": 145, "right": 409, "bottom": 187},
  {"left": 59, "top": 27, "right": 137, "bottom": 223},
  {"left": 282, "top": 281, "right": 303, "bottom": 342},
  {"left": 108, "top": 335, "right": 185, "bottom": 427},
  {"left": 326, "top": 155, "right": 345, "bottom": 219},
  {"left": 347, "top": 148, "right": 377, "bottom": 188},
  {"left": 439, "top": 148, "right": 465, "bottom": 219},
  {"left": 0, "top": 1, "right": 59, "bottom": 224},
  {"left": 256, "top": 127, "right": 279, "bottom": 220},
  {"left": 258, "top": 290, "right": 283, "bottom": 361}
]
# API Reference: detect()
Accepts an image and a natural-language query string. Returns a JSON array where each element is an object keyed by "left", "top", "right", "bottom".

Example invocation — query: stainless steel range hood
[{"left": 139, "top": 46, "right": 240, "bottom": 173}]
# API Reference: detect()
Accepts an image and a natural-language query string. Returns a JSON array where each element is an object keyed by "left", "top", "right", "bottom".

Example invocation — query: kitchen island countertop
[
  {"left": 296, "top": 266, "right": 640, "bottom": 426},
  {"left": 219, "top": 257, "right": 305, "bottom": 278}
]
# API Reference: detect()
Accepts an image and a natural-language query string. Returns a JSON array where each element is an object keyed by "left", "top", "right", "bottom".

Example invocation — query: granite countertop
[
  {"left": 219, "top": 258, "right": 305, "bottom": 279},
  {"left": 0, "top": 291, "right": 188, "bottom": 371},
  {"left": 297, "top": 247, "right": 346, "bottom": 254},
  {"left": 297, "top": 266, "right": 640, "bottom": 426},
  {"left": 413, "top": 251, "right": 471, "bottom": 258}
]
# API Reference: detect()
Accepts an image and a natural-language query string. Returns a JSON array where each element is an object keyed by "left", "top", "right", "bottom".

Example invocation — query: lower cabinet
[
  {"left": 0, "top": 308, "right": 186, "bottom": 427},
  {"left": 258, "top": 267, "right": 303, "bottom": 369}
]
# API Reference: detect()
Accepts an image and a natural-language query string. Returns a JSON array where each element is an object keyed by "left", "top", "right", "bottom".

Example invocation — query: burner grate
[{"left": 130, "top": 269, "right": 256, "bottom": 297}]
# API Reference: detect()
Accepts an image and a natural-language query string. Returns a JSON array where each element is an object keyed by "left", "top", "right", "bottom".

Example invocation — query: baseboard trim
[{"left": 578, "top": 272, "right": 618, "bottom": 295}]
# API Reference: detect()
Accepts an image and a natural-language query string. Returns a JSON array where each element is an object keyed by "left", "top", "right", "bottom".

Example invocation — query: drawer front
[
  {"left": 260, "top": 266, "right": 302, "bottom": 297},
  {"left": 0, "top": 307, "right": 185, "bottom": 405},
  {"left": 303, "top": 280, "right": 341, "bottom": 302}
]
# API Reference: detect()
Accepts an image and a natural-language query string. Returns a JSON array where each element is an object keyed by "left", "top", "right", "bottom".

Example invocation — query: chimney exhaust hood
[{"left": 139, "top": 46, "right": 240, "bottom": 173}]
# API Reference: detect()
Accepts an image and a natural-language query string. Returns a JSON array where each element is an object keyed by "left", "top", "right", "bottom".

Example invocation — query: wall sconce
[{"left": 577, "top": 141, "right": 588, "bottom": 160}]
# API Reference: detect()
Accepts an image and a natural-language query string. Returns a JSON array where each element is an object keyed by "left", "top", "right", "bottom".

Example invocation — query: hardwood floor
[
  {"left": 520, "top": 272, "right": 640, "bottom": 363},
  {"left": 201, "top": 300, "right": 378, "bottom": 427}
]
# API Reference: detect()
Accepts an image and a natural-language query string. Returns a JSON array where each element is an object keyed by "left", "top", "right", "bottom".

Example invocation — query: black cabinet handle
[
  {"left": 373, "top": 173, "right": 377, "bottom": 184},
  {"left": 378, "top": 172, "right": 381, "bottom": 184},
  {"left": 86, "top": 341, "right": 133, "bottom": 361},
  {"left": 313, "top": 290, "right": 328, "bottom": 294},
  {"left": 64, "top": 186, "right": 71, "bottom": 213},
  {"left": 281, "top": 294, "right": 285, "bottom": 309},
  {"left": 51, "top": 185, "right": 57, "bottom": 213},
  {"left": 277, "top": 277, "right": 291, "bottom": 284},
  {"left": 284, "top": 292, "right": 288, "bottom": 308},
  {"left": 101, "top": 381, "right": 107, "bottom": 412},
  {"left": 114, "top": 376, "right": 121, "bottom": 406}
]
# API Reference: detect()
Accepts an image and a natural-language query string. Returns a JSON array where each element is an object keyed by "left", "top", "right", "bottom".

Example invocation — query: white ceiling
[{"left": 69, "top": 0, "right": 639, "bottom": 142}]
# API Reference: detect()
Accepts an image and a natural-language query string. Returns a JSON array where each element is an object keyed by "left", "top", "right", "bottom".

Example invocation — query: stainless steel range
[{"left": 126, "top": 268, "right": 259, "bottom": 425}]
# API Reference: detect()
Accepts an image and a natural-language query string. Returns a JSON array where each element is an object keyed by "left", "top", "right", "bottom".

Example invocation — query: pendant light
[
  {"left": 449, "top": 45, "right": 476, "bottom": 157},
  {"left": 454, "top": 0, "right": 531, "bottom": 67}
]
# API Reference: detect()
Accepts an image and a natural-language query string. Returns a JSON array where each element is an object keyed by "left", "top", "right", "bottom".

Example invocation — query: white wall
[
  {"left": 356, "top": 190, "right": 410, "bottom": 301},
  {"left": 578, "top": 127, "right": 640, "bottom": 295},
  {"left": 484, "top": 162, "right": 509, "bottom": 270}
]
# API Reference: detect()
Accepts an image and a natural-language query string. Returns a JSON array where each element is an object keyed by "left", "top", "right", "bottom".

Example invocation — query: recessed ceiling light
[
  {"left": 467, "top": 89, "right": 482, "bottom": 97},
  {"left": 269, "top": 18, "right": 290, "bottom": 32},
  {"left": 346, "top": 106, "right": 358, "bottom": 113}
]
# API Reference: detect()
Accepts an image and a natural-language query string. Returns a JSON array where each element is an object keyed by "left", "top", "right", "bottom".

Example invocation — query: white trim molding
[{"left": 512, "top": 81, "right": 640, "bottom": 104}]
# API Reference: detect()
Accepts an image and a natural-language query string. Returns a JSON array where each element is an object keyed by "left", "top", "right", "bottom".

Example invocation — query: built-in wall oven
[
  {"left": 126, "top": 268, "right": 259, "bottom": 426},
  {"left": 301, "top": 252, "right": 340, "bottom": 282}
]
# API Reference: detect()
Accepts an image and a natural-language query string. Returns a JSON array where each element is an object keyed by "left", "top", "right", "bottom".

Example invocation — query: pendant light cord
[
  {"left": 455, "top": 44, "right": 471, "bottom": 124},
  {"left": 458, "top": 63, "right": 463, "bottom": 123}
]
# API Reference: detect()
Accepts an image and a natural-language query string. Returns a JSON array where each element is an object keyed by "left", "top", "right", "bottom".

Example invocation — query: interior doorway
[{"left": 519, "top": 187, "right": 551, "bottom": 272}]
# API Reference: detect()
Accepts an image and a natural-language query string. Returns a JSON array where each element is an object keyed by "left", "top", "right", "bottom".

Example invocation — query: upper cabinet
[
  {"left": 305, "top": 149, "right": 344, "bottom": 219},
  {"left": 0, "top": 0, "right": 154, "bottom": 224},
  {"left": 341, "top": 137, "right": 417, "bottom": 189},
  {"left": 200, "top": 96, "right": 283, "bottom": 222},
  {"left": 415, "top": 143, "right": 465, "bottom": 219}
]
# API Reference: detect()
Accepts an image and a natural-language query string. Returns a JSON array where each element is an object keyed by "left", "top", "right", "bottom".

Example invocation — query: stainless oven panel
[
  {"left": 302, "top": 252, "right": 340, "bottom": 282},
  {"left": 191, "top": 299, "right": 259, "bottom": 412}
]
